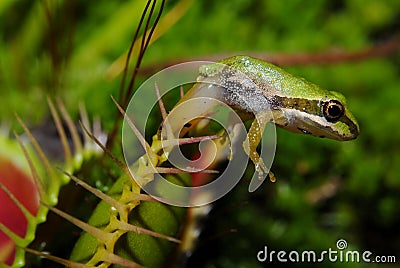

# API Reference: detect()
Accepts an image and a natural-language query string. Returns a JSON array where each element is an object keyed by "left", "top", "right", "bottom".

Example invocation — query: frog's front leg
[{"left": 243, "top": 111, "right": 275, "bottom": 180}]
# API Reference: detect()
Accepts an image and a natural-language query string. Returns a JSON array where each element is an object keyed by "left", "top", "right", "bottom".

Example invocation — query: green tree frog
[{"left": 180, "top": 56, "right": 359, "bottom": 179}]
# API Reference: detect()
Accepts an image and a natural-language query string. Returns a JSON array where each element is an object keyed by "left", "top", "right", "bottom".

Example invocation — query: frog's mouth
[{"left": 278, "top": 110, "right": 359, "bottom": 141}]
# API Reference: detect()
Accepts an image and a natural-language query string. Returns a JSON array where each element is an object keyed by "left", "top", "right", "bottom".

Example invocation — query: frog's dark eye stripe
[
  {"left": 269, "top": 96, "right": 346, "bottom": 124},
  {"left": 322, "top": 100, "right": 344, "bottom": 122},
  {"left": 271, "top": 96, "right": 321, "bottom": 115}
]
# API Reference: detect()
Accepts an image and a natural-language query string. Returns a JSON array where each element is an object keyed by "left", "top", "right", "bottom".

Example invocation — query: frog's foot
[{"left": 244, "top": 142, "right": 273, "bottom": 181}]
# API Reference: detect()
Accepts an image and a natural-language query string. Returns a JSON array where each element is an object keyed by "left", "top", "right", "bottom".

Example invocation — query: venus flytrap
[{"left": 68, "top": 92, "right": 222, "bottom": 267}]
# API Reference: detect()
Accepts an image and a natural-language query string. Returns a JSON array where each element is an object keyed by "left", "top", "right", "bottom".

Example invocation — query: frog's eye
[{"left": 322, "top": 100, "right": 344, "bottom": 122}]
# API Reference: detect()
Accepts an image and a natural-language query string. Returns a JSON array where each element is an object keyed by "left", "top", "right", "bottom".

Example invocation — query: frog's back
[{"left": 217, "top": 55, "right": 335, "bottom": 100}]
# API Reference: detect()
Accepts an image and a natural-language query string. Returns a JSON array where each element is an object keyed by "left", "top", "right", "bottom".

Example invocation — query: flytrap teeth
[
  {"left": 79, "top": 121, "right": 131, "bottom": 176},
  {"left": 0, "top": 182, "right": 34, "bottom": 222},
  {"left": 57, "top": 170, "right": 127, "bottom": 218},
  {"left": 14, "top": 114, "right": 56, "bottom": 184},
  {"left": 117, "top": 220, "right": 181, "bottom": 243},
  {"left": 111, "top": 96, "right": 151, "bottom": 153},
  {"left": 47, "top": 97, "right": 73, "bottom": 163},
  {"left": 0, "top": 182, "right": 35, "bottom": 245},
  {"left": 22, "top": 247, "right": 92, "bottom": 268},
  {"left": 127, "top": 193, "right": 159, "bottom": 203},
  {"left": 55, "top": 97, "right": 84, "bottom": 156},
  {"left": 43, "top": 203, "right": 114, "bottom": 245},
  {"left": 13, "top": 130, "right": 46, "bottom": 199},
  {"left": 155, "top": 167, "right": 218, "bottom": 174},
  {"left": 93, "top": 248, "right": 145, "bottom": 268},
  {"left": 154, "top": 82, "right": 168, "bottom": 121},
  {"left": 23, "top": 246, "right": 144, "bottom": 268},
  {"left": 161, "top": 134, "right": 220, "bottom": 147}
]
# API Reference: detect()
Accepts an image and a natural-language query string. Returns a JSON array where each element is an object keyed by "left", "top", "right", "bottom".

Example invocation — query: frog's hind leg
[{"left": 243, "top": 111, "right": 275, "bottom": 180}]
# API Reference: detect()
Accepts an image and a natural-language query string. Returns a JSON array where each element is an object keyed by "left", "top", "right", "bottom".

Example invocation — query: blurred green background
[{"left": 1, "top": 0, "right": 400, "bottom": 267}]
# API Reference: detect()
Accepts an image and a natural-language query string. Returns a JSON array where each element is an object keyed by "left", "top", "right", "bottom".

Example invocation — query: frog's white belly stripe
[{"left": 279, "top": 109, "right": 341, "bottom": 139}]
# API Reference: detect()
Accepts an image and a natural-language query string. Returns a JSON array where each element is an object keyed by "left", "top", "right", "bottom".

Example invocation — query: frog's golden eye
[{"left": 322, "top": 100, "right": 344, "bottom": 122}]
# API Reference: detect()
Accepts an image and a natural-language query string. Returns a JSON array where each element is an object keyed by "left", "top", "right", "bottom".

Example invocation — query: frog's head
[{"left": 277, "top": 91, "right": 359, "bottom": 141}]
